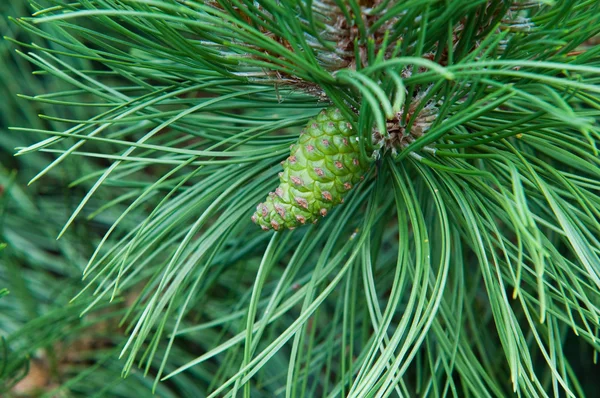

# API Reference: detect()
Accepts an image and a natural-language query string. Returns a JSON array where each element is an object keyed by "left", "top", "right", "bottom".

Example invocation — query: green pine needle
[{"left": 2, "top": 0, "right": 600, "bottom": 396}]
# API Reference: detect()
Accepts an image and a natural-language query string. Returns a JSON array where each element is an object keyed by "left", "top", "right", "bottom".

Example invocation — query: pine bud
[{"left": 253, "top": 107, "right": 370, "bottom": 230}]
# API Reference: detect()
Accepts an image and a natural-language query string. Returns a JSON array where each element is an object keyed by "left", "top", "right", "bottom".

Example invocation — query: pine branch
[{"left": 3, "top": 0, "right": 600, "bottom": 396}]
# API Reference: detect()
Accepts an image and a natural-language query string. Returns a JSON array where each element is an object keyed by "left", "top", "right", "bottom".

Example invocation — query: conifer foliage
[{"left": 2, "top": 0, "right": 600, "bottom": 396}]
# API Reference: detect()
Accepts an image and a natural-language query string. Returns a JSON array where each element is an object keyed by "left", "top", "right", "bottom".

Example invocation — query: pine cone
[{"left": 252, "top": 107, "right": 370, "bottom": 231}]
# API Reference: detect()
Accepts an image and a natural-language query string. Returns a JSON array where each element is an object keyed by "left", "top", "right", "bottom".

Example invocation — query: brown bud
[
  {"left": 274, "top": 204, "right": 286, "bottom": 218},
  {"left": 295, "top": 197, "right": 309, "bottom": 209}
]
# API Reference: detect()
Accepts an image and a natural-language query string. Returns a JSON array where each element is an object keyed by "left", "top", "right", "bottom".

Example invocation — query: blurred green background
[{"left": 0, "top": 2, "right": 197, "bottom": 396}]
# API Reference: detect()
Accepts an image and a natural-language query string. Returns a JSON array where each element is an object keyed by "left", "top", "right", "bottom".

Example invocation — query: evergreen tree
[{"left": 2, "top": 0, "right": 600, "bottom": 396}]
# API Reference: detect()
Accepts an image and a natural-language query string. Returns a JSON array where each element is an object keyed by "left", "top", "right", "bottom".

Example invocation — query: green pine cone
[{"left": 252, "top": 107, "right": 370, "bottom": 231}]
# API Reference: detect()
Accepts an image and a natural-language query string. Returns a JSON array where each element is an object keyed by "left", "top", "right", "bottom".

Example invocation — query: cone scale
[{"left": 252, "top": 107, "right": 370, "bottom": 231}]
